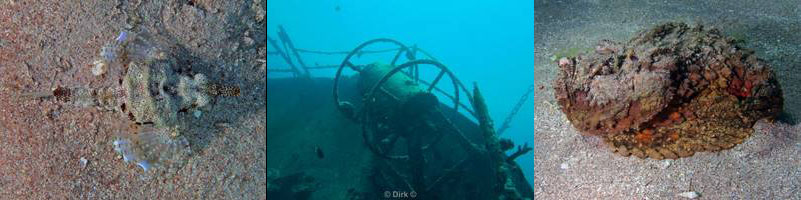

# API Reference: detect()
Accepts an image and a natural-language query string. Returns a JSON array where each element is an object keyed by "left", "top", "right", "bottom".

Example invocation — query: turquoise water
[{"left": 268, "top": 0, "right": 534, "bottom": 190}]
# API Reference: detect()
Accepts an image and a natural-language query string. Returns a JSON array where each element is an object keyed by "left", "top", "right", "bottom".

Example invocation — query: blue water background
[{"left": 267, "top": 0, "right": 534, "bottom": 186}]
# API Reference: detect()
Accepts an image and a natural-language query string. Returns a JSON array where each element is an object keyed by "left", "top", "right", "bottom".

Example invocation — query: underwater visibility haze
[{"left": 267, "top": 0, "right": 535, "bottom": 199}]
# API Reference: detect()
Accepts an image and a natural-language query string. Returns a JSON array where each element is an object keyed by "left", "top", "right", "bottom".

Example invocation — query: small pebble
[
  {"left": 678, "top": 191, "right": 700, "bottom": 199},
  {"left": 243, "top": 36, "right": 254, "bottom": 46},
  {"left": 193, "top": 110, "right": 202, "bottom": 118},
  {"left": 560, "top": 162, "right": 569, "bottom": 170},
  {"left": 79, "top": 157, "right": 88, "bottom": 168},
  {"left": 230, "top": 42, "right": 239, "bottom": 51},
  {"left": 92, "top": 59, "right": 107, "bottom": 76},
  {"left": 661, "top": 160, "right": 672, "bottom": 169}
]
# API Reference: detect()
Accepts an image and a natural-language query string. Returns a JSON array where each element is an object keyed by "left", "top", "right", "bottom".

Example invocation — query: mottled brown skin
[{"left": 553, "top": 22, "right": 783, "bottom": 159}]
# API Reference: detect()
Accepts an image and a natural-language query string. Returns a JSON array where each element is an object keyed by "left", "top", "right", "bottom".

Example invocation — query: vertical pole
[
  {"left": 471, "top": 83, "right": 510, "bottom": 198},
  {"left": 408, "top": 45, "right": 419, "bottom": 83}
]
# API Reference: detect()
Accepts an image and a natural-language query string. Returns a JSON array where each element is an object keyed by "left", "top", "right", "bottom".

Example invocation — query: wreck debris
[
  {"left": 497, "top": 84, "right": 536, "bottom": 135},
  {"left": 266, "top": 172, "right": 321, "bottom": 200},
  {"left": 330, "top": 38, "right": 532, "bottom": 199},
  {"left": 553, "top": 22, "right": 783, "bottom": 160}
]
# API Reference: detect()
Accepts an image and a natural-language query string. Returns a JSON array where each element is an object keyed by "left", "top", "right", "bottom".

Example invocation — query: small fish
[
  {"left": 335, "top": 5, "right": 341, "bottom": 12},
  {"left": 315, "top": 146, "right": 325, "bottom": 159}
]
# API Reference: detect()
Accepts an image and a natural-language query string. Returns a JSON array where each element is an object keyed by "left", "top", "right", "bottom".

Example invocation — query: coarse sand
[{"left": 0, "top": 1, "right": 266, "bottom": 199}]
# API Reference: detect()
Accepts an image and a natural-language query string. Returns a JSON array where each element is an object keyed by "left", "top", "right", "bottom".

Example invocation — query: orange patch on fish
[
  {"left": 634, "top": 129, "right": 654, "bottom": 145},
  {"left": 669, "top": 131, "right": 680, "bottom": 141},
  {"left": 669, "top": 112, "right": 681, "bottom": 121}
]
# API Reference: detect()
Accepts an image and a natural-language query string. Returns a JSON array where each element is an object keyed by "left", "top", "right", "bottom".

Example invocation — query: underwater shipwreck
[
  {"left": 267, "top": 27, "right": 534, "bottom": 199},
  {"left": 553, "top": 22, "right": 784, "bottom": 160}
]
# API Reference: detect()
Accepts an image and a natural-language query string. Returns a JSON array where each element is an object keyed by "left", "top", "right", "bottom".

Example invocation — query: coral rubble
[{"left": 553, "top": 22, "right": 783, "bottom": 159}]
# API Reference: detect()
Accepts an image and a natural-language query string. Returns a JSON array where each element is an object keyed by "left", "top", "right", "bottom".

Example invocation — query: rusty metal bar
[
  {"left": 277, "top": 25, "right": 311, "bottom": 77},
  {"left": 400, "top": 70, "right": 476, "bottom": 117},
  {"left": 427, "top": 70, "right": 446, "bottom": 92},
  {"left": 295, "top": 48, "right": 401, "bottom": 55},
  {"left": 426, "top": 157, "right": 470, "bottom": 193},
  {"left": 390, "top": 47, "right": 407, "bottom": 66},
  {"left": 267, "top": 35, "right": 302, "bottom": 77}
]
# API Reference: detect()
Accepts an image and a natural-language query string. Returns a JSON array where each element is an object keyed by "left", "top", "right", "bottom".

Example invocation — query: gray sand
[
  {"left": 0, "top": 1, "right": 266, "bottom": 199},
  {"left": 534, "top": 0, "right": 801, "bottom": 199}
]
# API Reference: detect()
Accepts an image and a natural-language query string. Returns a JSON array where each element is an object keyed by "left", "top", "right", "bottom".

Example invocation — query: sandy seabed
[
  {"left": 534, "top": 0, "right": 801, "bottom": 199},
  {"left": 0, "top": 1, "right": 267, "bottom": 199}
]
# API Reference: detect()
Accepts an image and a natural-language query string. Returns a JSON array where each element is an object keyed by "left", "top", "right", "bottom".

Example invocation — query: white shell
[
  {"left": 559, "top": 162, "right": 569, "bottom": 170},
  {"left": 678, "top": 191, "right": 700, "bottom": 199},
  {"left": 79, "top": 157, "right": 88, "bottom": 168},
  {"left": 92, "top": 59, "right": 107, "bottom": 76}
]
